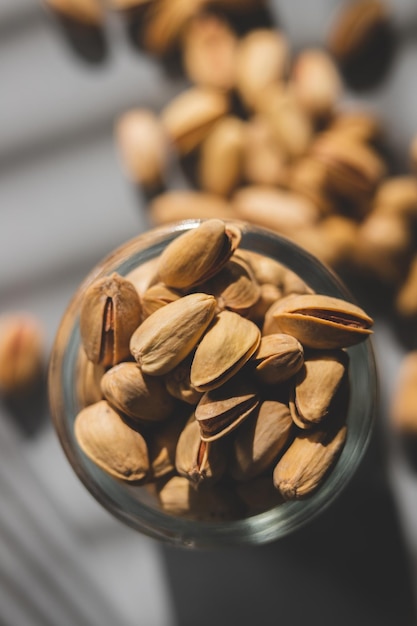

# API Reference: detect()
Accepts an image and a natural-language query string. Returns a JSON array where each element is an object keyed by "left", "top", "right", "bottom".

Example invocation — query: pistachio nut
[
  {"left": 372, "top": 176, "right": 417, "bottom": 221},
  {"left": 199, "top": 116, "right": 246, "bottom": 197},
  {"left": 157, "top": 219, "right": 241, "bottom": 289},
  {"left": 164, "top": 353, "right": 203, "bottom": 405},
  {"left": 390, "top": 351, "right": 417, "bottom": 434},
  {"left": 175, "top": 415, "right": 227, "bottom": 485},
  {"left": 161, "top": 86, "right": 229, "bottom": 155},
  {"left": 190, "top": 310, "right": 261, "bottom": 391},
  {"left": 130, "top": 292, "right": 217, "bottom": 375},
  {"left": 74, "top": 400, "right": 150, "bottom": 482},
  {"left": 141, "top": 0, "right": 205, "bottom": 56},
  {"left": 235, "top": 250, "right": 287, "bottom": 288},
  {"left": 141, "top": 282, "right": 182, "bottom": 319},
  {"left": 246, "top": 283, "right": 283, "bottom": 324},
  {"left": 269, "top": 293, "right": 373, "bottom": 349},
  {"left": 312, "top": 131, "right": 386, "bottom": 203},
  {"left": 289, "top": 349, "right": 349, "bottom": 429},
  {"left": 252, "top": 333, "right": 304, "bottom": 385},
  {"left": 0, "top": 313, "right": 44, "bottom": 396},
  {"left": 230, "top": 399, "right": 293, "bottom": 481},
  {"left": 291, "top": 48, "right": 341, "bottom": 120},
  {"left": 101, "top": 361, "right": 175, "bottom": 422},
  {"left": 195, "top": 374, "right": 259, "bottom": 441},
  {"left": 157, "top": 475, "right": 243, "bottom": 520},
  {"left": 115, "top": 109, "right": 168, "bottom": 191},
  {"left": 273, "top": 423, "right": 347, "bottom": 499},
  {"left": 255, "top": 84, "right": 313, "bottom": 159},
  {"left": 355, "top": 213, "right": 413, "bottom": 285},
  {"left": 243, "top": 115, "right": 288, "bottom": 187},
  {"left": 232, "top": 186, "right": 319, "bottom": 237},
  {"left": 149, "top": 190, "right": 236, "bottom": 225},
  {"left": 201, "top": 255, "right": 261, "bottom": 314},
  {"left": 80, "top": 272, "right": 142, "bottom": 368},
  {"left": 235, "top": 28, "right": 289, "bottom": 109},
  {"left": 181, "top": 12, "right": 237, "bottom": 91}
]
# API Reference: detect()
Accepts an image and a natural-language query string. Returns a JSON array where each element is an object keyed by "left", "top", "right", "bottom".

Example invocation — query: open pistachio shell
[
  {"left": 195, "top": 375, "right": 259, "bottom": 441},
  {"left": 270, "top": 293, "right": 373, "bottom": 349}
]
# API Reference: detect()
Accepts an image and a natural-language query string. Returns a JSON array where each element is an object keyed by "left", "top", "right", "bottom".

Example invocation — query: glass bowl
[{"left": 48, "top": 219, "right": 377, "bottom": 548}]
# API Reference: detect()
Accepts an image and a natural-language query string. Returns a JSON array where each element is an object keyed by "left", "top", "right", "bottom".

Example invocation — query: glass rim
[{"left": 48, "top": 219, "right": 377, "bottom": 548}]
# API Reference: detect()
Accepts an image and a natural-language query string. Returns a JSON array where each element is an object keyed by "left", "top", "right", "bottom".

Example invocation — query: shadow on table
[{"left": 162, "top": 422, "right": 416, "bottom": 626}]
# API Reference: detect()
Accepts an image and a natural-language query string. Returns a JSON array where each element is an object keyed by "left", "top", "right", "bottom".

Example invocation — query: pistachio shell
[
  {"left": 75, "top": 347, "right": 104, "bottom": 409},
  {"left": 270, "top": 293, "right": 373, "bottom": 349},
  {"left": 175, "top": 415, "right": 227, "bottom": 485},
  {"left": 147, "top": 412, "right": 188, "bottom": 479},
  {"left": 157, "top": 219, "right": 241, "bottom": 289},
  {"left": 164, "top": 353, "right": 203, "bottom": 405},
  {"left": 74, "top": 400, "right": 150, "bottom": 483},
  {"left": 101, "top": 361, "right": 175, "bottom": 422},
  {"left": 195, "top": 374, "right": 259, "bottom": 441},
  {"left": 289, "top": 349, "right": 349, "bottom": 429},
  {"left": 190, "top": 310, "right": 261, "bottom": 391},
  {"left": 130, "top": 293, "right": 217, "bottom": 375},
  {"left": 230, "top": 399, "right": 293, "bottom": 481},
  {"left": 201, "top": 255, "right": 261, "bottom": 314},
  {"left": 79, "top": 273, "right": 142, "bottom": 368},
  {"left": 273, "top": 424, "right": 347, "bottom": 499},
  {"left": 252, "top": 333, "right": 304, "bottom": 385},
  {"left": 161, "top": 87, "right": 229, "bottom": 155}
]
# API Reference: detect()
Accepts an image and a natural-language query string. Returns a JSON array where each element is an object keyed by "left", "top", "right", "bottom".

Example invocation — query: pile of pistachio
[
  {"left": 114, "top": 3, "right": 417, "bottom": 324},
  {"left": 74, "top": 220, "right": 373, "bottom": 520}
]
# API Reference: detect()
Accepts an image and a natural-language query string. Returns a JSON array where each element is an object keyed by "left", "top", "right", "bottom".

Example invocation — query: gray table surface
[{"left": 1, "top": 1, "right": 417, "bottom": 624}]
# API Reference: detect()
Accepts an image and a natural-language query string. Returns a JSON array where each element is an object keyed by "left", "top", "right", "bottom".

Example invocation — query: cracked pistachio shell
[
  {"left": 190, "top": 310, "right": 261, "bottom": 392},
  {"left": 157, "top": 219, "right": 241, "bottom": 289},
  {"left": 74, "top": 400, "right": 150, "bottom": 483},
  {"left": 175, "top": 415, "right": 227, "bottom": 485},
  {"left": 230, "top": 399, "right": 293, "bottom": 481},
  {"left": 101, "top": 361, "right": 175, "bottom": 422},
  {"left": 195, "top": 374, "right": 259, "bottom": 441},
  {"left": 270, "top": 293, "right": 373, "bottom": 349},
  {"left": 252, "top": 333, "right": 304, "bottom": 385},
  {"left": 130, "top": 293, "right": 217, "bottom": 375},
  {"left": 80, "top": 273, "right": 142, "bottom": 368},
  {"left": 289, "top": 349, "right": 349, "bottom": 429},
  {"left": 273, "top": 424, "right": 347, "bottom": 500},
  {"left": 201, "top": 255, "right": 261, "bottom": 314},
  {"left": 161, "top": 86, "right": 229, "bottom": 155}
]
